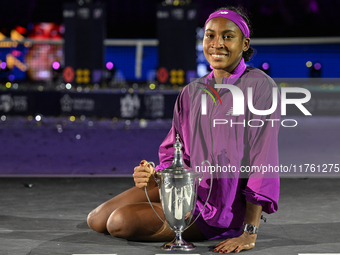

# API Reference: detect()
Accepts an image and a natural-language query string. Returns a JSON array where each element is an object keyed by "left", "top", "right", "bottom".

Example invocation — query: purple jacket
[{"left": 155, "top": 59, "right": 280, "bottom": 240}]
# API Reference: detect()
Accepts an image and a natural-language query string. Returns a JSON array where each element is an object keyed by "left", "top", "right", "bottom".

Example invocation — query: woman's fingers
[
  {"left": 234, "top": 243, "right": 253, "bottom": 253},
  {"left": 133, "top": 168, "right": 152, "bottom": 179},
  {"left": 214, "top": 239, "right": 229, "bottom": 247},
  {"left": 213, "top": 233, "right": 256, "bottom": 253},
  {"left": 134, "top": 179, "right": 150, "bottom": 189},
  {"left": 133, "top": 160, "right": 155, "bottom": 189},
  {"left": 141, "top": 160, "right": 155, "bottom": 174}
]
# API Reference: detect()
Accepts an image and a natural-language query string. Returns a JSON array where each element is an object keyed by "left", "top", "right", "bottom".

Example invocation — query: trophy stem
[
  {"left": 174, "top": 230, "right": 183, "bottom": 245},
  {"left": 160, "top": 230, "right": 196, "bottom": 251}
]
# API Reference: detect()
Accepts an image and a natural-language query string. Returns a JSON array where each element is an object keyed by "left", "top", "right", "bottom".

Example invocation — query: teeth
[{"left": 212, "top": 54, "right": 225, "bottom": 57}]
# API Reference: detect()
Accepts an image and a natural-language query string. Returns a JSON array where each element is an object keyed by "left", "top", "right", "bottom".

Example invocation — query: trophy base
[{"left": 161, "top": 238, "right": 196, "bottom": 251}]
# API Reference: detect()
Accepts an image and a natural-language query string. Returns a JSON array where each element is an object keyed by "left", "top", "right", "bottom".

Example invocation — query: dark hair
[{"left": 215, "top": 6, "right": 255, "bottom": 61}]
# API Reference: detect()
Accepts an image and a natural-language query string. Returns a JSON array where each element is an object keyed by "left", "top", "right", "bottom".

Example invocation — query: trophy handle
[
  {"left": 184, "top": 160, "right": 213, "bottom": 231},
  {"left": 144, "top": 161, "right": 174, "bottom": 231}
]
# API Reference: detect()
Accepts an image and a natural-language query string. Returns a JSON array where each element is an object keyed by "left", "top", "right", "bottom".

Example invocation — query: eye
[
  {"left": 223, "top": 35, "right": 233, "bottom": 39},
  {"left": 205, "top": 33, "right": 214, "bottom": 39}
]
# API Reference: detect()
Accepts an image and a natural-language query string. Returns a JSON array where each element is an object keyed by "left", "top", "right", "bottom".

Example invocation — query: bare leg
[
  {"left": 87, "top": 186, "right": 160, "bottom": 233},
  {"left": 106, "top": 202, "right": 206, "bottom": 242},
  {"left": 87, "top": 185, "right": 205, "bottom": 241}
]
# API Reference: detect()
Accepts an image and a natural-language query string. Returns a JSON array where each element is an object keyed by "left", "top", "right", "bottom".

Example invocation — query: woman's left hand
[{"left": 213, "top": 232, "right": 256, "bottom": 253}]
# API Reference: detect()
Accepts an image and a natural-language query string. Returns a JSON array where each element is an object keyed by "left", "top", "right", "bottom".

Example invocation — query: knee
[
  {"left": 87, "top": 209, "right": 108, "bottom": 233},
  {"left": 106, "top": 207, "right": 136, "bottom": 239}
]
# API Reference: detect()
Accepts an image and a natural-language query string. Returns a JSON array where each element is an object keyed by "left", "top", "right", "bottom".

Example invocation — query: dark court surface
[{"left": 1, "top": 177, "right": 340, "bottom": 255}]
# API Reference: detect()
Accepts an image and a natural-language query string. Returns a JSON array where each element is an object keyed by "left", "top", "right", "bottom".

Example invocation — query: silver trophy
[{"left": 145, "top": 134, "right": 212, "bottom": 251}]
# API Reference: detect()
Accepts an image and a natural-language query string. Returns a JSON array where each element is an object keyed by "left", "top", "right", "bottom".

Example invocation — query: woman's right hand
[{"left": 133, "top": 160, "right": 157, "bottom": 190}]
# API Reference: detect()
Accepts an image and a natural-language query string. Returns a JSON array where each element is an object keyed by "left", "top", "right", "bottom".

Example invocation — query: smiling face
[{"left": 203, "top": 17, "right": 250, "bottom": 78}]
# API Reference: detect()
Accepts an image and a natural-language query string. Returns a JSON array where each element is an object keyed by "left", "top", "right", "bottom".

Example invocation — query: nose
[{"left": 212, "top": 36, "right": 224, "bottom": 48}]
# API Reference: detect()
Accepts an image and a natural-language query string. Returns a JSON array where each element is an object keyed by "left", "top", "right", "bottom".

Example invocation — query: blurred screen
[{"left": 0, "top": 23, "right": 64, "bottom": 82}]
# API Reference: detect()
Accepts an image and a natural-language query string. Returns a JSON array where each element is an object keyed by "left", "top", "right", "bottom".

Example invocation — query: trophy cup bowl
[{"left": 145, "top": 134, "right": 212, "bottom": 251}]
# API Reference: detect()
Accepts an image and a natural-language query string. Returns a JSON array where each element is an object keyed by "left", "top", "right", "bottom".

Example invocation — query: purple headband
[{"left": 204, "top": 9, "right": 250, "bottom": 38}]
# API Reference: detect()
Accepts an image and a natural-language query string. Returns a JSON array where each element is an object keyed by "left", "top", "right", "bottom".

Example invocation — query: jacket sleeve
[
  {"left": 242, "top": 76, "right": 281, "bottom": 214},
  {"left": 155, "top": 87, "right": 191, "bottom": 171}
]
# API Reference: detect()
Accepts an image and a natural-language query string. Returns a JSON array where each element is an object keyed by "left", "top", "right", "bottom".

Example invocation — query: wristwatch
[{"left": 243, "top": 223, "right": 258, "bottom": 234}]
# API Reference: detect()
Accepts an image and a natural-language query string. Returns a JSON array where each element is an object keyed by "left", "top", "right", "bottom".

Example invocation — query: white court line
[{"left": 298, "top": 254, "right": 340, "bottom": 255}]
